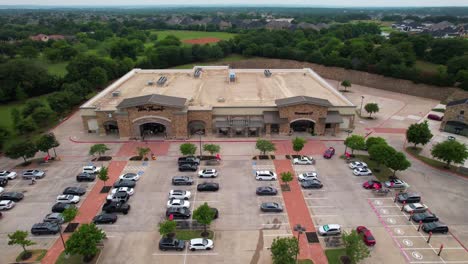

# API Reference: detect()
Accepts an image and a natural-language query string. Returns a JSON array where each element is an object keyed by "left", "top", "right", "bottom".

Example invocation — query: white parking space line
[
  {"left": 308, "top": 205, "right": 335, "bottom": 208},
  {"left": 394, "top": 235, "right": 452, "bottom": 238},
  {"left": 261, "top": 223, "right": 289, "bottom": 226},
  {"left": 263, "top": 234, "right": 293, "bottom": 237},
  {"left": 259, "top": 213, "right": 287, "bottom": 216},
  {"left": 30, "top": 236, "right": 58, "bottom": 239},
  {"left": 304, "top": 197, "right": 328, "bottom": 200},
  {"left": 313, "top": 215, "right": 338, "bottom": 217},
  {"left": 402, "top": 248, "right": 464, "bottom": 250}
]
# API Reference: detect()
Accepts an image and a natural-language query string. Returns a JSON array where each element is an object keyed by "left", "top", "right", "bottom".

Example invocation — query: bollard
[
  {"left": 418, "top": 221, "right": 423, "bottom": 231},
  {"left": 427, "top": 231, "right": 432, "bottom": 243},
  {"left": 401, "top": 201, "right": 406, "bottom": 211},
  {"left": 438, "top": 244, "right": 444, "bottom": 256},
  {"left": 409, "top": 211, "right": 413, "bottom": 221},
  {"left": 394, "top": 193, "right": 398, "bottom": 203}
]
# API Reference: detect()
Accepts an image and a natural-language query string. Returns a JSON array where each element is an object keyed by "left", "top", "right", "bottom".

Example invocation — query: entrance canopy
[
  {"left": 325, "top": 111, "right": 343, "bottom": 123},
  {"left": 116, "top": 94, "right": 187, "bottom": 109}
]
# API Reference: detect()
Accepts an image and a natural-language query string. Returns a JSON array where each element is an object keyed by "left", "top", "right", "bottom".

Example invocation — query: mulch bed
[
  {"left": 285, "top": 154, "right": 302, "bottom": 159},
  {"left": 100, "top": 186, "right": 112, "bottom": 193},
  {"left": 305, "top": 232, "right": 320, "bottom": 243},
  {"left": 64, "top": 222, "right": 79, "bottom": 233},
  {"left": 280, "top": 184, "right": 291, "bottom": 192},
  {"left": 129, "top": 156, "right": 143, "bottom": 161},
  {"left": 196, "top": 155, "right": 216, "bottom": 161},
  {"left": 92, "top": 156, "right": 112, "bottom": 161},
  {"left": 183, "top": 37, "right": 221, "bottom": 44},
  {"left": 253, "top": 155, "right": 275, "bottom": 160}
]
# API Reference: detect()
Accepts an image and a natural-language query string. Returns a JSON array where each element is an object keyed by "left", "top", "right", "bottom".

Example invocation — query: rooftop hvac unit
[
  {"left": 112, "top": 91, "right": 121, "bottom": 97},
  {"left": 264, "top": 69, "right": 272, "bottom": 77},
  {"left": 217, "top": 97, "right": 225, "bottom": 103},
  {"left": 194, "top": 68, "right": 202, "bottom": 78},
  {"left": 147, "top": 80, "right": 154, "bottom": 86},
  {"left": 157, "top": 76, "right": 167, "bottom": 86},
  {"left": 229, "top": 71, "right": 236, "bottom": 82}
]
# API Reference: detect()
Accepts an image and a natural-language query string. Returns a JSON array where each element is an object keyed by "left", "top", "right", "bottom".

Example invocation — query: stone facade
[
  {"left": 277, "top": 104, "right": 329, "bottom": 135},
  {"left": 187, "top": 110, "right": 213, "bottom": 136},
  {"left": 441, "top": 103, "right": 467, "bottom": 133}
]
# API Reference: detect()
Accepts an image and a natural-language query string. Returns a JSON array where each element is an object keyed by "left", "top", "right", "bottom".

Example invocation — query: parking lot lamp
[
  {"left": 344, "top": 130, "right": 353, "bottom": 155},
  {"left": 56, "top": 223, "right": 66, "bottom": 250},
  {"left": 294, "top": 224, "right": 306, "bottom": 263},
  {"left": 359, "top": 96, "right": 365, "bottom": 116},
  {"left": 196, "top": 131, "right": 203, "bottom": 159}
]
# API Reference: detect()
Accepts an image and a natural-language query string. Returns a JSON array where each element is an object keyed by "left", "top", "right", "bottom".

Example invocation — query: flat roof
[{"left": 82, "top": 67, "right": 354, "bottom": 111}]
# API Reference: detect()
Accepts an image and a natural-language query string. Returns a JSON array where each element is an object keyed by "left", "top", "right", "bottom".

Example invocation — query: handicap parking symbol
[
  {"left": 386, "top": 218, "right": 396, "bottom": 224},
  {"left": 380, "top": 208, "right": 389, "bottom": 214},
  {"left": 394, "top": 228, "right": 404, "bottom": 235},
  {"left": 137, "top": 171, "right": 144, "bottom": 176},
  {"left": 411, "top": 251, "right": 423, "bottom": 260},
  {"left": 403, "top": 239, "right": 413, "bottom": 247}
]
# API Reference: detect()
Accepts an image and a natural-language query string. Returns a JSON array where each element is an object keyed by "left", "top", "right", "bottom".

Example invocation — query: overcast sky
[{"left": 1, "top": 0, "right": 467, "bottom": 7}]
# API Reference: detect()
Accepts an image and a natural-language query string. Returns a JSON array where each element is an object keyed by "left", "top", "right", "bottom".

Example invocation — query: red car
[
  {"left": 357, "top": 226, "right": 376, "bottom": 246},
  {"left": 323, "top": 147, "right": 335, "bottom": 159},
  {"left": 362, "top": 180, "right": 382, "bottom": 189},
  {"left": 427, "top": 114, "right": 443, "bottom": 121}
]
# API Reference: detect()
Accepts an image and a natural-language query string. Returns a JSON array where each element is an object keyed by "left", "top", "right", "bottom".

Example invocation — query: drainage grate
[
  {"left": 305, "top": 232, "right": 319, "bottom": 243},
  {"left": 64, "top": 223, "right": 79, "bottom": 233},
  {"left": 100, "top": 186, "right": 112, "bottom": 193}
]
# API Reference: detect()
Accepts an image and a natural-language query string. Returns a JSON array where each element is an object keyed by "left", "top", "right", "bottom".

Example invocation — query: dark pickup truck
[
  {"left": 177, "top": 156, "right": 200, "bottom": 165},
  {"left": 102, "top": 201, "right": 131, "bottom": 215}
]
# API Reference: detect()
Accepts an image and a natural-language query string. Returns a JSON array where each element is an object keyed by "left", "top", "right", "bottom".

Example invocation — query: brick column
[{"left": 265, "top": 124, "right": 271, "bottom": 136}]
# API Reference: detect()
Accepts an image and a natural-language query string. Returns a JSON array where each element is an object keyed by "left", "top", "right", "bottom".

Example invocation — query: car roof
[
  {"left": 0, "top": 200, "right": 12, "bottom": 204},
  {"left": 325, "top": 224, "right": 341, "bottom": 229},
  {"left": 190, "top": 238, "right": 207, "bottom": 243},
  {"left": 83, "top": 166, "right": 95, "bottom": 169}
]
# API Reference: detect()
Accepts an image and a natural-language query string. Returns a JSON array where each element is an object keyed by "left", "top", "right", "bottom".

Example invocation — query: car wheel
[
  {"left": 259, "top": 178, "right": 263, "bottom": 181},
  {"left": 191, "top": 248, "right": 196, "bottom": 251},
  {"left": 123, "top": 211, "right": 128, "bottom": 215},
  {"left": 177, "top": 248, "right": 183, "bottom": 251},
  {"left": 206, "top": 247, "right": 211, "bottom": 250},
  {"left": 161, "top": 248, "right": 167, "bottom": 251},
  {"left": 211, "top": 176, "right": 215, "bottom": 178}
]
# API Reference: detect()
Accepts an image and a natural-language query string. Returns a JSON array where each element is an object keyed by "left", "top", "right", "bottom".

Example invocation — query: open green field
[
  {"left": 171, "top": 54, "right": 249, "bottom": 69},
  {"left": 149, "top": 30, "right": 237, "bottom": 42},
  {"left": 415, "top": 60, "right": 446, "bottom": 74},
  {"left": 32, "top": 56, "right": 69, "bottom": 77}
]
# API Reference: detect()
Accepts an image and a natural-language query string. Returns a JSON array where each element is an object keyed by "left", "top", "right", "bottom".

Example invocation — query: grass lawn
[
  {"left": 16, "top": 249, "right": 47, "bottom": 262},
  {"left": 325, "top": 248, "right": 347, "bottom": 264},
  {"left": 55, "top": 249, "right": 101, "bottom": 264},
  {"left": 405, "top": 147, "right": 464, "bottom": 175},
  {"left": 298, "top": 259, "right": 314, "bottom": 264},
  {"left": 175, "top": 230, "right": 214, "bottom": 240},
  {"left": 32, "top": 56, "right": 69, "bottom": 77},
  {"left": 415, "top": 60, "right": 446, "bottom": 74},
  {"left": 354, "top": 154, "right": 393, "bottom": 181},
  {"left": 171, "top": 54, "right": 250, "bottom": 69},
  {"left": 149, "top": 30, "right": 236, "bottom": 42}
]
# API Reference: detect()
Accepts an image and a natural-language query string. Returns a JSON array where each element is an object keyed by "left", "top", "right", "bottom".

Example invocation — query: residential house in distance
[
  {"left": 29, "top": 34, "right": 65, "bottom": 42},
  {"left": 440, "top": 98, "right": 468, "bottom": 136}
]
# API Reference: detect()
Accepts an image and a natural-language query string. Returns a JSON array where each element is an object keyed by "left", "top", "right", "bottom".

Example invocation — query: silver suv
[{"left": 255, "top": 171, "right": 277, "bottom": 181}]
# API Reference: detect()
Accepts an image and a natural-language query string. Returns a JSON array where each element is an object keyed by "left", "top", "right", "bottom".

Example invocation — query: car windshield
[
  {"left": 323, "top": 225, "right": 330, "bottom": 231},
  {"left": 426, "top": 222, "right": 436, "bottom": 228},
  {"left": 203, "top": 239, "right": 209, "bottom": 245},
  {"left": 367, "top": 233, "right": 375, "bottom": 240}
]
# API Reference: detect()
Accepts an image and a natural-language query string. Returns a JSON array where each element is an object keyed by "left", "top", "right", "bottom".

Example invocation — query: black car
[
  {"left": 301, "top": 179, "right": 323, "bottom": 189},
  {"left": 178, "top": 163, "right": 198, "bottom": 172},
  {"left": 63, "top": 187, "right": 86, "bottom": 196},
  {"left": 102, "top": 201, "right": 130, "bottom": 214},
  {"left": 93, "top": 213, "right": 118, "bottom": 224},
  {"left": 166, "top": 207, "right": 191, "bottom": 219},
  {"left": 51, "top": 203, "right": 75, "bottom": 213},
  {"left": 413, "top": 212, "right": 439, "bottom": 223},
  {"left": 113, "top": 180, "right": 136, "bottom": 188},
  {"left": 422, "top": 222, "right": 449, "bottom": 234},
  {"left": 172, "top": 176, "right": 194, "bottom": 186},
  {"left": 0, "top": 178, "right": 7, "bottom": 187},
  {"left": 197, "top": 182, "right": 219, "bottom": 192},
  {"left": 256, "top": 186, "right": 278, "bottom": 196},
  {"left": 0, "top": 192, "right": 24, "bottom": 202},
  {"left": 260, "top": 202, "right": 283, "bottom": 212},
  {"left": 159, "top": 237, "right": 186, "bottom": 251},
  {"left": 76, "top": 172, "right": 95, "bottom": 182},
  {"left": 31, "top": 222, "right": 60, "bottom": 235},
  {"left": 397, "top": 192, "right": 421, "bottom": 203}
]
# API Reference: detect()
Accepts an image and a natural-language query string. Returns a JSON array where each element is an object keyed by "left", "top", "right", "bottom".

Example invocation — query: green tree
[
  {"left": 364, "top": 103, "right": 379, "bottom": 118},
  {"left": 136, "top": 147, "right": 150, "bottom": 159},
  {"left": 62, "top": 206, "right": 79, "bottom": 223},
  {"left": 0, "top": 126, "right": 11, "bottom": 150},
  {"left": 31, "top": 107, "right": 55, "bottom": 126},
  {"left": 15, "top": 117, "right": 37, "bottom": 135},
  {"left": 280, "top": 171, "right": 293, "bottom": 188},
  {"left": 342, "top": 230, "right": 370, "bottom": 264},
  {"left": 341, "top": 80, "right": 352, "bottom": 92},
  {"left": 431, "top": 140, "right": 468, "bottom": 168},
  {"left": 8, "top": 230, "right": 36, "bottom": 260},
  {"left": 344, "top": 135, "right": 366, "bottom": 155},
  {"left": 22, "top": 99, "right": 45, "bottom": 118},
  {"left": 11, "top": 108, "right": 21, "bottom": 126},
  {"left": 65, "top": 223, "right": 106, "bottom": 262},
  {"left": 98, "top": 166, "right": 109, "bottom": 186},
  {"left": 256, "top": 139, "right": 276, "bottom": 155},
  {"left": 203, "top": 144, "right": 221, "bottom": 156},
  {"left": 406, "top": 121, "right": 433, "bottom": 149},
  {"left": 193, "top": 202, "right": 216, "bottom": 237},
  {"left": 158, "top": 220, "right": 177, "bottom": 238},
  {"left": 89, "top": 144, "right": 110, "bottom": 158},
  {"left": 387, "top": 151, "right": 411, "bottom": 177},
  {"left": 292, "top": 137, "right": 306, "bottom": 155},
  {"left": 368, "top": 144, "right": 396, "bottom": 170},
  {"left": 179, "top": 143, "right": 197, "bottom": 156},
  {"left": 36, "top": 133, "right": 60, "bottom": 156},
  {"left": 19, "top": 45, "right": 38, "bottom": 58},
  {"left": 4, "top": 140, "right": 37, "bottom": 163},
  {"left": 270, "top": 236, "right": 299, "bottom": 264},
  {"left": 365, "top": 137, "right": 387, "bottom": 150},
  {"left": 88, "top": 67, "right": 108, "bottom": 87}
]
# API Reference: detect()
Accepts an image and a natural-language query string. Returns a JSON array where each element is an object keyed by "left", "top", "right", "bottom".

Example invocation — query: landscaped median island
[
  {"left": 325, "top": 248, "right": 347, "bottom": 264},
  {"left": 55, "top": 249, "right": 102, "bottom": 264},
  {"left": 405, "top": 146, "right": 468, "bottom": 176}
]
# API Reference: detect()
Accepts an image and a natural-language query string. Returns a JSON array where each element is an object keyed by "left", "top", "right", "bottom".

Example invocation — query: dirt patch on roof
[{"left": 183, "top": 37, "right": 221, "bottom": 44}]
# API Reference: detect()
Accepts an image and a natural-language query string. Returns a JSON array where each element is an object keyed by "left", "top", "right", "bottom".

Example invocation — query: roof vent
[
  {"left": 264, "top": 69, "right": 272, "bottom": 77},
  {"left": 112, "top": 91, "right": 121, "bottom": 97},
  {"left": 157, "top": 76, "right": 167, "bottom": 86},
  {"left": 194, "top": 68, "right": 202, "bottom": 78},
  {"left": 217, "top": 97, "right": 225, "bottom": 103},
  {"left": 147, "top": 80, "right": 154, "bottom": 86},
  {"left": 229, "top": 71, "right": 236, "bottom": 82}
]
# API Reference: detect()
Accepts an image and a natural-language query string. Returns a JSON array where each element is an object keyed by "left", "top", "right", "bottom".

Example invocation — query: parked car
[
  {"left": 102, "top": 201, "right": 130, "bottom": 214},
  {"left": 63, "top": 187, "right": 86, "bottom": 196},
  {"left": 362, "top": 180, "right": 382, "bottom": 189},
  {"left": 166, "top": 207, "right": 191, "bottom": 219},
  {"left": 353, "top": 167, "right": 373, "bottom": 176},
  {"left": 76, "top": 172, "right": 95, "bottom": 182},
  {"left": 198, "top": 169, "right": 218, "bottom": 178},
  {"left": 0, "top": 200, "right": 15, "bottom": 210},
  {"left": 189, "top": 238, "right": 214, "bottom": 251},
  {"left": 404, "top": 203, "right": 429, "bottom": 213},
  {"left": 293, "top": 156, "right": 315, "bottom": 165},
  {"left": 422, "top": 222, "right": 449, "bottom": 234},
  {"left": 31, "top": 222, "right": 60, "bottom": 235},
  {"left": 323, "top": 147, "right": 335, "bottom": 159},
  {"left": 56, "top": 195, "right": 80, "bottom": 204},
  {"left": 82, "top": 165, "right": 101, "bottom": 174},
  {"left": 119, "top": 173, "right": 140, "bottom": 181},
  {"left": 255, "top": 171, "right": 277, "bottom": 181},
  {"left": 0, "top": 178, "right": 7, "bottom": 187},
  {"left": 167, "top": 198, "right": 190, "bottom": 209},
  {"left": 169, "top": 190, "right": 191, "bottom": 200},
  {"left": 178, "top": 156, "right": 200, "bottom": 165},
  {"left": 0, "top": 171, "right": 17, "bottom": 180},
  {"left": 256, "top": 186, "right": 278, "bottom": 196},
  {"left": 0, "top": 192, "right": 24, "bottom": 202},
  {"left": 106, "top": 191, "right": 129, "bottom": 203},
  {"left": 427, "top": 114, "right": 443, "bottom": 121},
  {"left": 179, "top": 163, "right": 198, "bottom": 172},
  {"left": 349, "top": 161, "right": 368, "bottom": 169},
  {"left": 0, "top": 187, "right": 5, "bottom": 194},
  {"left": 172, "top": 176, "right": 194, "bottom": 186},
  {"left": 448, "top": 136, "right": 456, "bottom": 141},
  {"left": 159, "top": 237, "right": 185, "bottom": 251},
  {"left": 298, "top": 172, "right": 318, "bottom": 181},
  {"left": 384, "top": 179, "right": 407, "bottom": 189},
  {"left": 397, "top": 192, "right": 421, "bottom": 203},
  {"left": 113, "top": 179, "right": 136, "bottom": 188},
  {"left": 197, "top": 182, "right": 219, "bottom": 192},
  {"left": 260, "top": 202, "right": 283, "bottom": 212},
  {"left": 301, "top": 179, "right": 323, "bottom": 189},
  {"left": 43, "top": 213, "right": 64, "bottom": 224},
  {"left": 51, "top": 203, "right": 75, "bottom": 213},
  {"left": 93, "top": 213, "right": 118, "bottom": 224},
  {"left": 412, "top": 212, "right": 439, "bottom": 223},
  {"left": 111, "top": 187, "right": 134, "bottom": 196},
  {"left": 356, "top": 226, "right": 376, "bottom": 246},
  {"left": 22, "top": 170, "right": 45, "bottom": 179},
  {"left": 318, "top": 224, "right": 342, "bottom": 236}
]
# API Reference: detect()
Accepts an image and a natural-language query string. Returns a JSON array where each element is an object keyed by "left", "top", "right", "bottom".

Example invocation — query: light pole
[
  {"left": 57, "top": 223, "right": 66, "bottom": 250},
  {"left": 294, "top": 224, "right": 306, "bottom": 263},
  {"left": 196, "top": 131, "right": 203, "bottom": 159},
  {"left": 359, "top": 96, "right": 365, "bottom": 116},
  {"left": 344, "top": 129, "right": 353, "bottom": 155}
]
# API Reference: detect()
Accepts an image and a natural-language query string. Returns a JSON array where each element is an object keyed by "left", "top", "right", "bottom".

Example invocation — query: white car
[
  {"left": 167, "top": 198, "right": 190, "bottom": 209},
  {"left": 169, "top": 190, "right": 191, "bottom": 200},
  {"left": 318, "top": 224, "right": 342, "bottom": 236},
  {"left": 0, "top": 171, "right": 17, "bottom": 180},
  {"left": 255, "top": 171, "right": 277, "bottom": 181},
  {"left": 198, "top": 169, "right": 218, "bottom": 178},
  {"left": 110, "top": 187, "right": 134, "bottom": 196},
  {"left": 82, "top": 166, "right": 101, "bottom": 174},
  {"left": 56, "top": 195, "right": 80, "bottom": 204},
  {"left": 349, "top": 161, "right": 368, "bottom": 169},
  {"left": 293, "top": 156, "right": 314, "bottom": 165},
  {"left": 404, "top": 203, "right": 428, "bottom": 213},
  {"left": 0, "top": 187, "right": 4, "bottom": 194},
  {"left": 298, "top": 172, "right": 318, "bottom": 181},
  {"left": 119, "top": 173, "right": 140, "bottom": 181},
  {"left": 353, "top": 167, "right": 373, "bottom": 176},
  {"left": 0, "top": 200, "right": 15, "bottom": 210},
  {"left": 384, "top": 179, "right": 408, "bottom": 189},
  {"left": 189, "top": 238, "right": 214, "bottom": 251}
]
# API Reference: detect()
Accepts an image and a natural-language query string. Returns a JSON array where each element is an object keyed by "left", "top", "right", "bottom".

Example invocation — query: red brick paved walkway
[
  {"left": 116, "top": 142, "right": 169, "bottom": 157},
  {"left": 274, "top": 160, "right": 328, "bottom": 264},
  {"left": 41, "top": 161, "right": 127, "bottom": 264},
  {"left": 274, "top": 140, "right": 327, "bottom": 155}
]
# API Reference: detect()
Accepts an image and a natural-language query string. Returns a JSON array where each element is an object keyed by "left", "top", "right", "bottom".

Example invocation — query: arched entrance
[
  {"left": 140, "top": 123, "right": 166, "bottom": 137},
  {"left": 290, "top": 118, "right": 315, "bottom": 133},
  {"left": 188, "top": 120, "right": 206, "bottom": 135},
  {"left": 132, "top": 116, "right": 172, "bottom": 139},
  {"left": 103, "top": 121, "right": 119, "bottom": 135}
]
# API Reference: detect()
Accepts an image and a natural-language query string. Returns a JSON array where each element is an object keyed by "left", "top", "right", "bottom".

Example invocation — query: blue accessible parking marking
[
  {"left": 142, "top": 161, "right": 148, "bottom": 166},
  {"left": 137, "top": 171, "right": 144, "bottom": 176}
]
